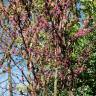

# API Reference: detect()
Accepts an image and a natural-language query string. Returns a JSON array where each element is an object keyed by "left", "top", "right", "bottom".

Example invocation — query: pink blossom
[
  {"left": 83, "top": 19, "right": 89, "bottom": 27},
  {"left": 51, "top": 5, "right": 61, "bottom": 17},
  {"left": 9, "top": 15, "right": 14, "bottom": 21},
  {"left": 74, "top": 28, "right": 91, "bottom": 37},
  {"left": 37, "top": 16, "right": 48, "bottom": 29},
  {"left": 32, "top": 27, "right": 38, "bottom": 33},
  {"left": 11, "top": 48, "right": 17, "bottom": 54},
  {"left": 20, "top": 12, "right": 28, "bottom": 21},
  {"left": 0, "top": 19, "right": 3, "bottom": 26},
  {"left": 63, "top": 15, "right": 67, "bottom": 19},
  {"left": 21, "top": 15, "right": 27, "bottom": 21},
  {"left": 75, "top": 29, "right": 85, "bottom": 37},
  {"left": 74, "top": 66, "right": 86, "bottom": 76}
]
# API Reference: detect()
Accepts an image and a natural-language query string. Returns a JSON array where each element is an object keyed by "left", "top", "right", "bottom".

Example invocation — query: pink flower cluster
[
  {"left": 37, "top": 16, "right": 48, "bottom": 29},
  {"left": 74, "top": 66, "right": 86, "bottom": 76},
  {"left": 74, "top": 28, "right": 91, "bottom": 37},
  {"left": 47, "top": 0, "right": 70, "bottom": 17},
  {"left": 50, "top": 5, "right": 61, "bottom": 17},
  {"left": 20, "top": 11, "right": 28, "bottom": 21}
]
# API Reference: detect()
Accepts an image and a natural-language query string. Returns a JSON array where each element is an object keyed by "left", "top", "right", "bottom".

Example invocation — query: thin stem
[
  {"left": 54, "top": 67, "right": 58, "bottom": 96},
  {"left": 8, "top": 59, "right": 13, "bottom": 96}
]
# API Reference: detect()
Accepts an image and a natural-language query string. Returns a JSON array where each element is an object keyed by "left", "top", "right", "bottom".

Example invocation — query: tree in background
[{"left": 0, "top": 0, "right": 96, "bottom": 96}]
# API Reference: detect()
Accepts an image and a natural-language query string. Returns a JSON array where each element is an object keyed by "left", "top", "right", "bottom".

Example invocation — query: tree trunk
[
  {"left": 68, "top": 91, "right": 74, "bottom": 96},
  {"left": 54, "top": 68, "right": 58, "bottom": 96},
  {"left": 8, "top": 60, "right": 13, "bottom": 96}
]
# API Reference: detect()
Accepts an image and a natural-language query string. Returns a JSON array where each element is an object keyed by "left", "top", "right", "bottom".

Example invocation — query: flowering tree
[{"left": 0, "top": 0, "right": 96, "bottom": 96}]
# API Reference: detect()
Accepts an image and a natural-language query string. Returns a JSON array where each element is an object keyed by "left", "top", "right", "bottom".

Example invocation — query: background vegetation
[{"left": 0, "top": 0, "right": 96, "bottom": 96}]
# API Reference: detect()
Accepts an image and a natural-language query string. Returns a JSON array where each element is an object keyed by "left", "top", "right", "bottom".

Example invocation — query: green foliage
[
  {"left": 69, "top": 23, "right": 80, "bottom": 35},
  {"left": 38, "top": 31, "right": 48, "bottom": 47},
  {"left": 76, "top": 85, "right": 93, "bottom": 96},
  {"left": 59, "top": 89, "right": 68, "bottom": 96}
]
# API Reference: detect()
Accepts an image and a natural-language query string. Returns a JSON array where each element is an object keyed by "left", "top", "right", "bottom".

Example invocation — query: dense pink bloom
[
  {"left": 20, "top": 14, "right": 27, "bottom": 21},
  {"left": 37, "top": 16, "right": 48, "bottom": 29},
  {"left": 74, "top": 28, "right": 91, "bottom": 37},
  {"left": 50, "top": 5, "right": 61, "bottom": 17},
  {"left": 75, "top": 29, "right": 85, "bottom": 37}
]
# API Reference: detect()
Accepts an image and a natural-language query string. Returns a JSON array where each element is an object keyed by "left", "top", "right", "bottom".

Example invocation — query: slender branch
[{"left": 54, "top": 67, "right": 58, "bottom": 96}]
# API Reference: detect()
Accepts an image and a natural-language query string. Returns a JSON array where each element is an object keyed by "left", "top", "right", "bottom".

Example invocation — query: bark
[
  {"left": 8, "top": 60, "right": 13, "bottom": 96},
  {"left": 54, "top": 68, "right": 58, "bottom": 96},
  {"left": 68, "top": 91, "right": 74, "bottom": 96}
]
